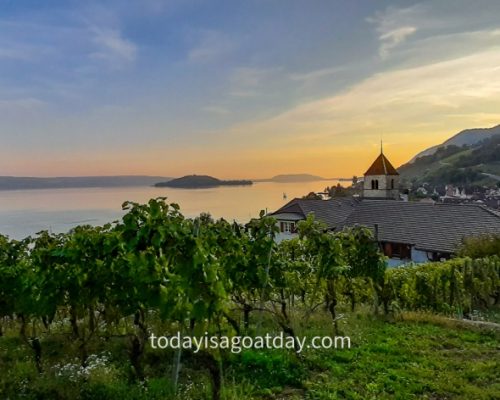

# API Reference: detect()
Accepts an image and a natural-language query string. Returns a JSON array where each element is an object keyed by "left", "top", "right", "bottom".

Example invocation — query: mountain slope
[
  {"left": 399, "top": 129, "right": 500, "bottom": 186},
  {"left": 409, "top": 124, "right": 500, "bottom": 163}
]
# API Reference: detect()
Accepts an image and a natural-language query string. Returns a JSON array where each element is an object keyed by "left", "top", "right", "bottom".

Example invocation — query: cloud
[
  {"left": 288, "top": 66, "right": 344, "bottom": 83},
  {"left": 89, "top": 27, "right": 137, "bottom": 66},
  {"left": 0, "top": 46, "right": 33, "bottom": 61},
  {"left": 140, "top": 0, "right": 170, "bottom": 13},
  {"left": 188, "top": 30, "right": 233, "bottom": 63},
  {"left": 229, "top": 67, "right": 282, "bottom": 97},
  {"left": 367, "top": 4, "right": 425, "bottom": 59},
  {"left": 224, "top": 48, "right": 500, "bottom": 155},
  {"left": 202, "top": 106, "right": 230, "bottom": 115},
  {"left": 378, "top": 26, "right": 417, "bottom": 59},
  {"left": 368, "top": 2, "right": 500, "bottom": 61},
  {"left": 0, "top": 97, "right": 46, "bottom": 111},
  {"left": 392, "top": 29, "right": 500, "bottom": 66}
]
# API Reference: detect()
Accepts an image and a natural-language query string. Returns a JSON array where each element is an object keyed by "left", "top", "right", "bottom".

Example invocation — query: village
[{"left": 271, "top": 148, "right": 500, "bottom": 266}]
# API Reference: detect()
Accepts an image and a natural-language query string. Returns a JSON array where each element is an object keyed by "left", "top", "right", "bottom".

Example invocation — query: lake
[{"left": 0, "top": 180, "right": 340, "bottom": 239}]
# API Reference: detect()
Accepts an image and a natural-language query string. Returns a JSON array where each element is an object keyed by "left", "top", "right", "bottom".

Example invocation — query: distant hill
[
  {"left": 399, "top": 126, "right": 500, "bottom": 187},
  {"left": 409, "top": 124, "right": 500, "bottom": 163},
  {"left": 0, "top": 175, "right": 172, "bottom": 190},
  {"left": 155, "top": 175, "right": 252, "bottom": 188},
  {"left": 257, "top": 174, "right": 326, "bottom": 183}
]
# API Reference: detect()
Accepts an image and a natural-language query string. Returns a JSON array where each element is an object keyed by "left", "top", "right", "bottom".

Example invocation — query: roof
[
  {"left": 270, "top": 197, "right": 360, "bottom": 229},
  {"left": 271, "top": 198, "right": 500, "bottom": 253},
  {"left": 364, "top": 153, "right": 399, "bottom": 176},
  {"left": 342, "top": 200, "right": 500, "bottom": 253}
]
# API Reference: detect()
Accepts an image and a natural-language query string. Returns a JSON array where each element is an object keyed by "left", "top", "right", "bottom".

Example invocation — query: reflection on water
[{"left": 0, "top": 180, "right": 340, "bottom": 239}]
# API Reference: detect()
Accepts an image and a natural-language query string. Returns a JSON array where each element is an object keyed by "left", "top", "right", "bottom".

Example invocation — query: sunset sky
[{"left": 1, "top": 0, "right": 500, "bottom": 179}]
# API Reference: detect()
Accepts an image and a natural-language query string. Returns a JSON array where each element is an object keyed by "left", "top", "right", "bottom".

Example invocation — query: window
[
  {"left": 391, "top": 179, "right": 394, "bottom": 189},
  {"left": 371, "top": 179, "right": 379, "bottom": 190},
  {"left": 387, "top": 243, "right": 411, "bottom": 259},
  {"left": 280, "top": 221, "right": 296, "bottom": 234}
]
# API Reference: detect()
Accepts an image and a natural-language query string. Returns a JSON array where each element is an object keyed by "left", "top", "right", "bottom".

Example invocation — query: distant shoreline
[
  {"left": 0, "top": 174, "right": 351, "bottom": 191},
  {"left": 0, "top": 176, "right": 172, "bottom": 191}
]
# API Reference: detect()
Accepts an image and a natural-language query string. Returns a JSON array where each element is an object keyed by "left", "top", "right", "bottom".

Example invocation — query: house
[{"left": 270, "top": 149, "right": 500, "bottom": 266}]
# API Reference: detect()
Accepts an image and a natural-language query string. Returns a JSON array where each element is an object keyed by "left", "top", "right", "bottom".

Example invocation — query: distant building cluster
[{"left": 411, "top": 183, "right": 500, "bottom": 210}]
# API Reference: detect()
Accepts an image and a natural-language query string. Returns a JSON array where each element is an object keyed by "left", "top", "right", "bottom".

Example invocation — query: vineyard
[{"left": 0, "top": 198, "right": 499, "bottom": 399}]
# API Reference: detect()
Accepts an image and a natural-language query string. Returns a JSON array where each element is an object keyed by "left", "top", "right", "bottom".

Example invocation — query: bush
[
  {"left": 458, "top": 234, "right": 500, "bottom": 258},
  {"left": 382, "top": 257, "right": 500, "bottom": 315}
]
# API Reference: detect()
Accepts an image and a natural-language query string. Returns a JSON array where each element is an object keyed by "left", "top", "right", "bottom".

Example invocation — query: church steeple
[{"left": 363, "top": 147, "right": 399, "bottom": 200}]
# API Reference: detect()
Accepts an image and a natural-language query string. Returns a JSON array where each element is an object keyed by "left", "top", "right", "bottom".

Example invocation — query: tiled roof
[
  {"left": 270, "top": 197, "right": 359, "bottom": 229},
  {"left": 364, "top": 153, "right": 399, "bottom": 176},
  {"left": 271, "top": 198, "right": 500, "bottom": 253},
  {"left": 342, "top": 200, "right": 500, "bottom": 253}
]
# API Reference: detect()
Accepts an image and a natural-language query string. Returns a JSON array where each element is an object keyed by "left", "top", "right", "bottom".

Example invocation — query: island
[{"left": 155, "top": 175, "right": 253, "bottom": 188}]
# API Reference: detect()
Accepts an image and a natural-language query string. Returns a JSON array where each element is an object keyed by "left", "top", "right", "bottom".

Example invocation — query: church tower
[{"left": 363, "top": 144, "right": 399, "bottom": 200}]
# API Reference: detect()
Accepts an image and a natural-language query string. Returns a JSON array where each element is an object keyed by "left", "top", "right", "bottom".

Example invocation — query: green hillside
[{"left": 398, "top": 134, "right": 500, "bottom": 187}]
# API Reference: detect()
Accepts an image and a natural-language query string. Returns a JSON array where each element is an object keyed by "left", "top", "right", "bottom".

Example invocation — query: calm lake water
[{"left": 0, "top": 180, "right": 340, "bottom": 239}]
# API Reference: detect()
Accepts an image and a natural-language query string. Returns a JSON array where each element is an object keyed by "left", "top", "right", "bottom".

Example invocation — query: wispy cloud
[
  {"left": 89, "top": 27, "right": 137, "bottom": 66},
  {"left": 188, "top": 30, "right": 233, "bottom": 63},
  {"left": 0, "top": 46, "right": 34, "bottom": 61},
  {"left": 223, "top": 48, "right": 500, "bottom": 162},
  {"left": 0, "top": 97, "right": 46, "bottom": 110},
  {"left": 367, "top": 5, "right": 423, "bottom": 59},
  {"left": 378, "top": 26, "right": 417, "bottom": 59},
  {"left": 229, "top": 67, "right": 282, "bottom": 97},
  {"left": 0, "top": 20, "right": 63, "bottom": 62},
  {"left": 288, "top": 66, "right": 344, "bottom": 83},
  {"left": 202, "top": 105, "right": 230, "bottom": 115},
  {"left": 367, "top": 3, "right": 500, "bottom": 61}
]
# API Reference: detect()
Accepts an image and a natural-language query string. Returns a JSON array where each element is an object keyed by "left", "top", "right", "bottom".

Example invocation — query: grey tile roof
[
  {"left": 271, "top": 198, "right": 500, "bottom": 253},
  {"left": 270, "top": 197, "right": 359, "bottom": 229}
]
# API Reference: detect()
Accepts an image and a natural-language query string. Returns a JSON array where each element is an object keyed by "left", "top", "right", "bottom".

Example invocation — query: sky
[{"left": 1, "top": 0, "right": 500, "bottom": 179}]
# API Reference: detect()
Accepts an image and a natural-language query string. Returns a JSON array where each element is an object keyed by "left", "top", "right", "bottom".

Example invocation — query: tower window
[
  {"left": 391, "top": 179, "right": 394, "bottom": 189},
  {"left": 371, "top": 179, "right": 379, "bottom": 190}
]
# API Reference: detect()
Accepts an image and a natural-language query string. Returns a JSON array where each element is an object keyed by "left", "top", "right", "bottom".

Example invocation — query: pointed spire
[
  {"left": 380, "top": 139, "right": 383, "bottom": 154},
  {"left": 364, "top": 152, "right": 399, "bottom": 176}
]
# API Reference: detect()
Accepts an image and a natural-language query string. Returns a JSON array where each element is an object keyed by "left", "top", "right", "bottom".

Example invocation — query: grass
[
  {"left": 0, "top": 310, "right": 499, "bottom": 399},
  {"left": 302, "top": 312, "right": 499, "bottom": 400}
]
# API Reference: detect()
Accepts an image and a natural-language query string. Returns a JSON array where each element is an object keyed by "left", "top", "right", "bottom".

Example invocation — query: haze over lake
[{"left": 0, "top": 180, "right": 340, "bottom": 239}]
